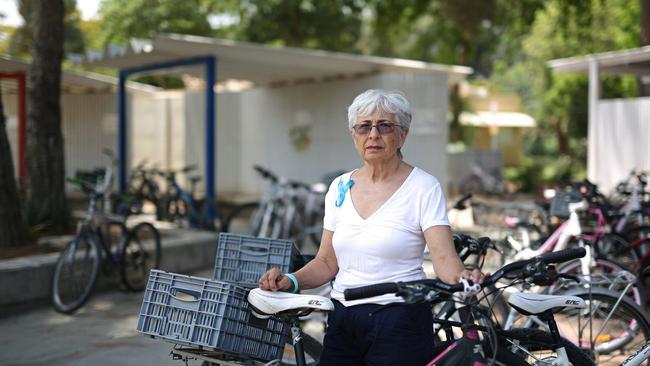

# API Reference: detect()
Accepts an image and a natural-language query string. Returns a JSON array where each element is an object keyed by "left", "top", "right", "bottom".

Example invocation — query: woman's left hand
[{"left": 458, "top": 268, "right": 487, "bottom": 284}]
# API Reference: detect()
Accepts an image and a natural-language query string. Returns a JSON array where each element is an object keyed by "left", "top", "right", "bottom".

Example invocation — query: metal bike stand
[{"left": 169, "top": 346, "right": 279, "bottom": 366}]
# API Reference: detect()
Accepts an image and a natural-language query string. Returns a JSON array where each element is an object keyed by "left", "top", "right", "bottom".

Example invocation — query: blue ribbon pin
[{"left": 335, "top": 177, "right": 355, "bottom": 207}]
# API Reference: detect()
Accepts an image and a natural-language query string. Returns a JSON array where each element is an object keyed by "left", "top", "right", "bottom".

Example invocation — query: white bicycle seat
[
  {"left": 508, "top": 292, "right": 586, "bottom": 315},
  {"left": 248, "top": 288, "right": 334, "bottom": 318}
]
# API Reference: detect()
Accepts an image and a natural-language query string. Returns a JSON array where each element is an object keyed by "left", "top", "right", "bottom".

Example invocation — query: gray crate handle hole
[
  {"left": 241, "top": 244, "right": 269, "bottom": 256},
  {"left": 170, "top": 287, "right": 201, "bottom": 302}
]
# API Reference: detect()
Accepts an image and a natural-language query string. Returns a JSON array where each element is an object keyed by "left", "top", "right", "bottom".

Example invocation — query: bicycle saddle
[
  {"left": 508, "top": 292, "right": 586, "bottom": 315},
  {"left": 248, "top": 288, "right": 334, "bottom": 318}
]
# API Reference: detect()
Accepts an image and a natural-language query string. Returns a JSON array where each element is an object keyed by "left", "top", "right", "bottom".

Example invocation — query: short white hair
[{"left": 347, "top": 89, "right": 412, "bottom": 130}]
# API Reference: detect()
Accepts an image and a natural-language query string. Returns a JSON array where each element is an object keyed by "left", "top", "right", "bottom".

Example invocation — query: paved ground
[{"left": 0, "top": 278, "right": 200, "bottom": 366}]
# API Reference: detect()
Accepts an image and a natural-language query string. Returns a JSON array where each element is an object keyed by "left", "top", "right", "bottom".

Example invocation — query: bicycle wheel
[
  {"left": 51, "top": 234, "right": 102, "bottom": 314},
  {"left": 223, "top": 202, "right": 260, "bottom": 235},
  {"left": 280, "top": 332, "right": 322, "bottom": 366},
  {"left": 120, "top": 222, "right": 161, "bottom": 291},
  {"left": 554, "top": 287, "right": 650, "bottom": 365},
  {"left": 501, "top": 328, "right": 595, "bottom": 365}
]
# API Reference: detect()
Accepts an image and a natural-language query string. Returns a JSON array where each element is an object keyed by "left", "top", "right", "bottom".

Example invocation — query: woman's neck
[{"left": 360, "top": 157, "right": 403, "bottom": 183}]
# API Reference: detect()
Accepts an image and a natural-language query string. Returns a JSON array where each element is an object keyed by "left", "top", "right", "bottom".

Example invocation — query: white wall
[
  {"left": 3, "top": 70, "right": 450, "bottom": 200},
  {"left": 592, "top": 97, "right": 650, "bottom": 193},
  {"left": 4, "top": 92, "right": 118, "bottom": 185},
  {"left": 4, "top": 89, "right": 164, "bottom": 193},
  {"left": 234, "top": 72, "right": 449, "bottom": 197},
  {"left": 184, "top": 91, "right": 241, "bottom": 195}
]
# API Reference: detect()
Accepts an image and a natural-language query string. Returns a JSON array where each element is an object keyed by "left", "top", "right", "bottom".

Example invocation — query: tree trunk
[
  {"left": 552, "top": 117, "right": 570, "bottom": 156},
  {"left": 0, "top": 87, "right": 27, "bottom": 247},
  {"left": 26, "top": 0, "right": 68, "bottom": 232},
  {"left": 639, "top": 0, "right": 650, "bottom": 96}
]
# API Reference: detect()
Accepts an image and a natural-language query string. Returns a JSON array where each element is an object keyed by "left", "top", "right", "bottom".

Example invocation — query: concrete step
[{"left": 0, "top": 228, "right": 219, "bottom": 310}]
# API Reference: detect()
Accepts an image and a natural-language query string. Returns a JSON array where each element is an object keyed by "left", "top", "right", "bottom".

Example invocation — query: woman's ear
[{"left": 399, "top": 127, "right": 409, "bottom": 147}]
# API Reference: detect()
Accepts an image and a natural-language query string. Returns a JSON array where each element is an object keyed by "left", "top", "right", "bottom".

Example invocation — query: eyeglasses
[{"left": 352, "top": 122, "right": 399, "bottom": 135}]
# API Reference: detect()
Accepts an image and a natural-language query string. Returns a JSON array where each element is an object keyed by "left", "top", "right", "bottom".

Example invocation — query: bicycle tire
[
  {"left": 500, "top": 328, "right": 595, "bottom": 365},
  {"left": 551, "top": 257, "right": 646, "bottom": 306},
  {"left": 223, "top": 202, "right": 260, "bottom": 235},
  {"left": 120, "top": 222, "right": 162, "bottom": 291},
  {"left": 51, "top": 234, "right": 102, "bottom": 314},
  {"left": 280, "top": 332, "right": 322, "bottom": 366},
  {"left": 556, "top": 287, "right": 650, "bottom": 364}
]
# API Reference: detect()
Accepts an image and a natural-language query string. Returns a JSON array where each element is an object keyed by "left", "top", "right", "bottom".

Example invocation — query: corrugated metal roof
[
  {"left": 81, "top": 33, "right": 473, "bottom": 86},
  {"left": 0, "top": 55, "right": 159, "bottom": 94},
  {"left": 548, "top": 46, "right": 650, "bottom": 76}
]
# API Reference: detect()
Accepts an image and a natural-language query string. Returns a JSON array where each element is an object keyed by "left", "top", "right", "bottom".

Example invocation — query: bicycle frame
[
  {"left": 428, "top": 305, "right": 489, "bottom": 365},
  {"left": 621, "top": 338, "right": 650, "bottom": 366}
]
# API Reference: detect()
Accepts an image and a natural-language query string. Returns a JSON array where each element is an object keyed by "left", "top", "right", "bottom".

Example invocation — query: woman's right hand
[{"left": 259, "top": 267, "right": 292, "bottom": 292}]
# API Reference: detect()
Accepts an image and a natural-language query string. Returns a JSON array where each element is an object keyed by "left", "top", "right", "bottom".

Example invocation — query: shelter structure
[
  {"left": 1, "top": 55, "right": 158, "bottom": 191},
  {"left": 83, "top": 33, "right": 473, "bottom": 200},
  {"left": 549, "top": 47, "right": 650, "bottom": 192}
]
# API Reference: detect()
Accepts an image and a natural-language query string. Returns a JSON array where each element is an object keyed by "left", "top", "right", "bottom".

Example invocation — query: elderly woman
[{"left": 259, "top": 89, "right": 483, "bottom": 365}]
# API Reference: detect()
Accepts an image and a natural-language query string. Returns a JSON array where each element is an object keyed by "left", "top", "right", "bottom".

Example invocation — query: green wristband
[{"left": 285, "top": 273, "right": 299, "bottom": 293}]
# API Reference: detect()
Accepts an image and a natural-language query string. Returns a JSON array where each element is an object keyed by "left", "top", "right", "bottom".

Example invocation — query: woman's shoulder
[
  {"left": 409, "top": 166, "right": 443, "bottom": 189},
  {"left": 325, "top": 169, "right": 356, "bottom": 191}
]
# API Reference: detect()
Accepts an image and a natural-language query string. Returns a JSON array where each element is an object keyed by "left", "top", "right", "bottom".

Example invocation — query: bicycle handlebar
[
  {"left": 343, "top": 246, "right": 586, "bottom": 301},
  {"left": 452, "top": 193, "right": 472, "bottom": 210},
  {"left": 253, "top": 165, "right": 278, "bottom": 183}
]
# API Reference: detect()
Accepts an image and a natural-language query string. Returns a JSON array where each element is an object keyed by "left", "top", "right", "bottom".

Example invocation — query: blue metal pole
[
  {"left": 206, "top": 56, "right": 216, "bottom": 203},
  {"left": 118, "top": 71, "right": 127, "bottom": 193},
  {"left": 202, "top": 56, "right": 217, "bottom": 225},
  {"left": 116, "top": 56, "right": 218, "bottom": 217}
]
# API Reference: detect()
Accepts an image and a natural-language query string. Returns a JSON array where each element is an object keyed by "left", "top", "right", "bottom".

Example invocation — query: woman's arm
[
  {"left": 424, "top": 225, "right": 483, "bottom": 283},
  {"left": 259, "top": 229, "right": 339, "bottom": 291}
]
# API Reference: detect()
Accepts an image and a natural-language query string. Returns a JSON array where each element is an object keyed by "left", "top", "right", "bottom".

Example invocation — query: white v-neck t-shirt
[{"left": 323, "top": 167, "right": 450, "bottom": 306}]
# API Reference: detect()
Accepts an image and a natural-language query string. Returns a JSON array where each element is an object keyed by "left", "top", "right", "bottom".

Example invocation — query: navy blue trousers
[{"left": 319, "top": 299, "right": 434, "bottom": 366}]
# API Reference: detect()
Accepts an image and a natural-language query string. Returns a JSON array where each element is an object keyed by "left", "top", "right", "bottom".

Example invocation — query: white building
[
  {"left": 86, "top": 34, "right": 472, "bottom": 201},
  {"left": 1, "top": 55, "right": 158, "bottom": 191},
  {"left": 549, "top": 47, "right": 650, "bottom": 193}
]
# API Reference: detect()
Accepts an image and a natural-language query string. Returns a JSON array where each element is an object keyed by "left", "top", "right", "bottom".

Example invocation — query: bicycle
[
  {"left": 498, "top": 188, "right": 645, "bottom": 307},
  {"left": 449, "top": 233, "right": 650, "bottom": 364},
  {"left": 619, "top": 266, "right": 650, "bottom": 366},
  {"left": 157, "top": 165, "right": 222, "bottom": 231},
  {"left": 126, "top": 159, "right": 165, "bottom": 219},
  {"left": 224, "top": 165, "right": 326, "bottom": 253},
  {"left": 50, "top": 150, "right": 162, "bottom": 314},
  {"left": 344, "top": 247, "right": 595, "bottom": 365}
]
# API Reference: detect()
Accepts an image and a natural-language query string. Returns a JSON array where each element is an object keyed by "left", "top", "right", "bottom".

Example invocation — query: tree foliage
[
  {"left": 493, "top": 0, "right": 640, "bottom": 189},
  {"left": 8, "top": 0, "right": 85, "bottom": 58},
  {"left": 8, "top": 0, "right": 643, "bottom": 194},
  {"left": 97, "top": 0, "right": 213, "bottom": 46}
]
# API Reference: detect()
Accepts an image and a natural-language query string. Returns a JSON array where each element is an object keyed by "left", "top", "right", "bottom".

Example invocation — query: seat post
[
  {"left": 290, "top": 318, "right": 307, "bottom": 366},
  {"left": 538, "top": 310, "right": 564, "bottom": 350}
]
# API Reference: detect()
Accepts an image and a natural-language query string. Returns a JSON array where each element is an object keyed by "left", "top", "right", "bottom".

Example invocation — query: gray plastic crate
[
  {"left": 137, "top": 270, "right": 289, "bottom": 362},
  {"left": 213, "top": 233, "right": 295, "bottom": 288}
]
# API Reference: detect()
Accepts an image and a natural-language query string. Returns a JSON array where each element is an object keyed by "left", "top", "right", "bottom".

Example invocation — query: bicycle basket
[{"left": 549, "top": 188, "right": 582, "bottom": 218}]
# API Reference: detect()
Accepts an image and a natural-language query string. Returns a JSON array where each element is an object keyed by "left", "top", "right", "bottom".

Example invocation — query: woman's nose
[{"left": 368, "top": 125, "right": 381, "bottom": 137}]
